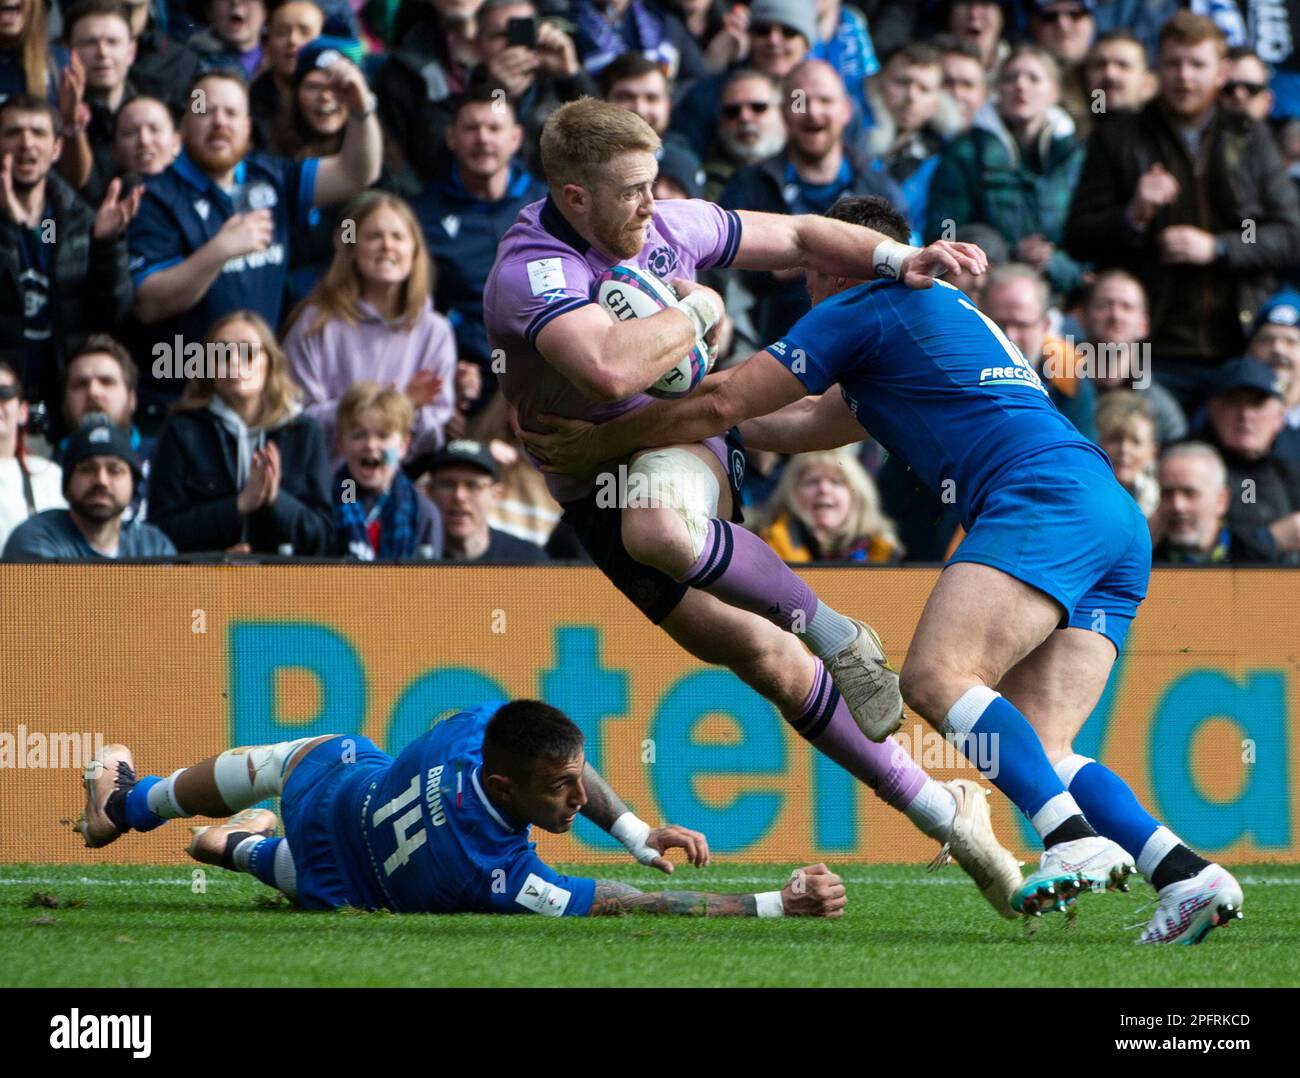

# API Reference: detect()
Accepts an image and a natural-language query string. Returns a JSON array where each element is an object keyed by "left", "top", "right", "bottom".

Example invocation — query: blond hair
[
  {"left": 539, "top": 96, "right": 661, "bottom": 192},
  {"left": 177, "top": 310, "right": 302, "bottom": 428},
  {"left": 1000, "top": 43, "right": 1062, "bottom": 89},
  {"left": 20, "top": 0, "right": 51, "bottom": 102},
  {"left": 336, "top": 381, "right": 414, "bottom": 440},
  {"left": 283, "top": 191, "right": 433, "bottom": 339},
  {"left": 754, "top": 448, "right": 901, "bottom": 556},
  {"left": 1095, "top": 389, "right": 1156, "bottom": 443}
]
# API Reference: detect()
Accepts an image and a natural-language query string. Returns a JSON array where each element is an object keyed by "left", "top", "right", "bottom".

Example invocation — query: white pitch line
[
  {"left": 1, "top": 873, "right": 1298, "bottom": 887},
  {"left": 0, "top": 876, "right": 237, "bottom": 886}
]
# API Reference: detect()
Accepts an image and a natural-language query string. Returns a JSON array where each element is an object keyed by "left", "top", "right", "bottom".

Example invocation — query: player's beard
[{"left": 590, "top": 202, "right": 647, "bottom": 260}]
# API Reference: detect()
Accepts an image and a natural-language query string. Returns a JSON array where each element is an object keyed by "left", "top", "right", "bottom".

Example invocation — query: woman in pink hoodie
[{"left": 283, "top": 190, "right": 457, "bottom": 465}]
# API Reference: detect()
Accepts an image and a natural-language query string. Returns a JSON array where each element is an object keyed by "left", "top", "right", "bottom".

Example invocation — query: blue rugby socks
[
  {"left": 1054, "top": 754, "right": 1209, "bottom": 890},
  {"left": 945, "top": 686, "right": 1096, "bottom": 846}
]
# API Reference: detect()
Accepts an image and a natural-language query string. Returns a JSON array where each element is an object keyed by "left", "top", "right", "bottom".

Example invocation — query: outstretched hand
[{"left": 900, "top": 240, "right": 988, "bottom": 289}]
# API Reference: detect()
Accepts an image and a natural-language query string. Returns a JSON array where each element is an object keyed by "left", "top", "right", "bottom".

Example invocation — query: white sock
[
  {"left": 903, "top": 779, "right": 959, "bottom": 840},
  {"left": 146, "top": 769, "right": 193, "bottom": 819},
  {"left": 1052, "top": 753, "right": 1094, "bottom": 788},
  {"left": 1137, "top": 826, "right": 1181, "bottom": 883},
  {"left": 805, "top": 604, "right": 861, "bottom": 658},
  {"left": 273, "top": 840, "right": 297, "bottom": 899},
  {"left": 231, "top": 834, "right": 264, "bottom": 872},
  {"left": 1030, "top": 792, "right": 1085, "bottom": 841}
]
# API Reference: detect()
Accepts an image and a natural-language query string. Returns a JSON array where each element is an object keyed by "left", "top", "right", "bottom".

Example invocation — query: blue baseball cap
[
  {"left": 1249, "top": 289, "right": 1300, "bottom": 340},
  {"left": 1212, "top": 357, "right": 1286, "bottom": 400}
]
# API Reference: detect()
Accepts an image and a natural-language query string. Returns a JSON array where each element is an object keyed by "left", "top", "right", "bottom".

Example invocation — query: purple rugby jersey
[{"left": 484, "top": 194, "right": 743, "bottom": 502}]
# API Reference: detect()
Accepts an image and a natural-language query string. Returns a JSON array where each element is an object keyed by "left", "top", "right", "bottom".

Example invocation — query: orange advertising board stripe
[{"left": 1, "top": 565, "right": 1296, "bottom": 866}]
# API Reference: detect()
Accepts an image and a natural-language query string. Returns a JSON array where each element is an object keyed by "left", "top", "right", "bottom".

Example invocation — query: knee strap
[
  {"left": 212, "top": 737, "right": 316, "bottom": 808},
  {"left": 628, "top": 448, "right": 721, "bottom": 560}
]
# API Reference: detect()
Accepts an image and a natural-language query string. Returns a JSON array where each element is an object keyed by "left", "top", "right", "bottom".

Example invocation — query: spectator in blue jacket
[
  {"left": 3, "top": 413, "right": 174, "bottom": 559},
  {"left": 412, "top": 83, "right": 545, "bottom": 385},
  {"left": 810, "top": 0, "right": 880, "bottom": 124}
]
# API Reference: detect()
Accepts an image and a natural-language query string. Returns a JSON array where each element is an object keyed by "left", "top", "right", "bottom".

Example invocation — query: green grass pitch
[{"left": 4, "top": 862, "right": 1299, "bottom": 987}]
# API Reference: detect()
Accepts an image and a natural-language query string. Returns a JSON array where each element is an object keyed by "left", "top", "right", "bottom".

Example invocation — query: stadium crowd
[{"left": 2, "top": 0, "right": 1300, "bottom": 566}]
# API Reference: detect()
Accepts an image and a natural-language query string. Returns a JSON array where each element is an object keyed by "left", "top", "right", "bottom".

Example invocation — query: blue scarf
[
  {"left": 332, "top": 463, "right": 419, "bottom": 560},
  {"left": 575, "top": 0, "right": 676, "bottom": 75}
]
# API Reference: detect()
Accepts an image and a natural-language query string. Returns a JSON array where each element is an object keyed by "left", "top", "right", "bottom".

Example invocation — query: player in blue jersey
[
  {"left": 523, "top": 196, "right": 1244, "bottom": 944},
  {"left": 73, "top": 700, "right": 845, "bottom": 919}
]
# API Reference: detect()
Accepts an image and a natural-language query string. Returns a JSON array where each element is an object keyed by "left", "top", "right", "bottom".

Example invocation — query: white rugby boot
[
  {"left": 928, "top": 779, "right": 1023, "bottom": 919},
  {"left": 1013, "top": 835, "right": 1135, "bottom": 917},
  {"left": 1137, "top": 864, "right": 1243, "bottom": 945}
]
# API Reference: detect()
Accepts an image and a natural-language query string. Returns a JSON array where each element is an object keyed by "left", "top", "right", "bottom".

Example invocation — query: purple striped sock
[
  {"left": 791, "top": 661, "right": 927, "bottom": 809},
  {"left": 677, "top": 518, "right": 818, "bottom": 632}
]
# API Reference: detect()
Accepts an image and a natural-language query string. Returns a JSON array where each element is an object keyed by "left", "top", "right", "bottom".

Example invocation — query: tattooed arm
[
  {"left": 578, "top": 763, "right": 630, "bottom": 831},
  {"left": 588, "top": 880, "right": 758, "bottom": 917},
  {"left": 580, "top": 763, "right": 711, "bottom": 873},
  {"left": 585, "top": 863, "right": 847, "bottom": 918}
]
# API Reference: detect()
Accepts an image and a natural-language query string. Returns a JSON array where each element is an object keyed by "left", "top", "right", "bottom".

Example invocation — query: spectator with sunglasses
[
  {"left": 701, "top": 68, "right": 785, "bottom": 201},
  {"left": 720, "top": 58, "right": 908, "bottom": 345},
  {"left": 1221, "top": 46, "right": 1274, "bottom": 124},
  {"left": 1193, "top": 0, "right": 1300, "bottom": 120},
  {"left": 1030, "top": 1, "right": 1096, "bottom": 67},
  {"left": 1029, "top": 0, "right": 1096, "bottom": 129},
  {"left": 670, "top": 0, "right": 815, "bottom": 159},
  {"left": 0, "top": 360, "right": 65, "bottom": 553}
]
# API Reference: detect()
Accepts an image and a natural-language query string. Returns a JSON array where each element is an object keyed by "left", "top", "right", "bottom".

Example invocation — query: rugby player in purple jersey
[{"left": 483, "top": 98, "right": 1025, "bottom": 918}]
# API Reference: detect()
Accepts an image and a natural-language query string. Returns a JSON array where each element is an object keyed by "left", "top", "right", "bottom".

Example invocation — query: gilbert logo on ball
[{"left": 592, "top": 265, "right": 712, "bottom": 399}]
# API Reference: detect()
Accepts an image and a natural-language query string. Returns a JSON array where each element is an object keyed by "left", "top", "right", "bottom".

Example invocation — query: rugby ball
[{"left": 592, "top": 265, "right": 713, "bottom": 399}]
